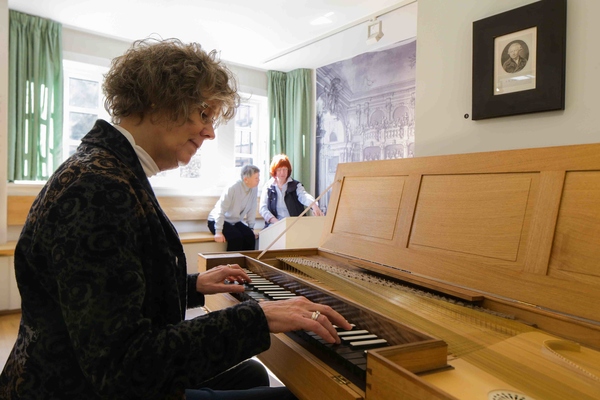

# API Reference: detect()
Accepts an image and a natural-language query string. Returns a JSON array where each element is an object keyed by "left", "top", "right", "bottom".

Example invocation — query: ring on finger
[{"left": 311, "top": 311, "right": 321, "bottom": 321}]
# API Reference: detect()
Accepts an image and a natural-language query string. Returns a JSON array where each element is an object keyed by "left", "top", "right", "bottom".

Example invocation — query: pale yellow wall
[{"left": 415, "top": 0, "right": 600, "bottom": 156}]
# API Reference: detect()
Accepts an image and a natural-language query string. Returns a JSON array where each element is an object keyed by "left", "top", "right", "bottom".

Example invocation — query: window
[
  {"left": 62, "top": 60, "right": 111, "bottom": 159},
  {"left": 63, "top": 59, "right": 270, "bottom": 196},
  {"left": 234, "top": 103, "right": 256, "bottom": 167},
  {"left": 238, "top": 95, "right": 269, "bottom": 184},
  {"left": 150, "top": 94, "right": 269, "bottom": 195}
]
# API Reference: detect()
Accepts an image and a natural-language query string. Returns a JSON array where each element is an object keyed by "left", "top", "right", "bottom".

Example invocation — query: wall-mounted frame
[{"left": 472, "top": 0, "right": 567, "bottom": 120}]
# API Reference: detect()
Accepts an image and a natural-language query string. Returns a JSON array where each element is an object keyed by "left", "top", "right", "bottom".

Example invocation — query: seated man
[{"left": 208, "top": 165, "right": 261, "bottom": 251}]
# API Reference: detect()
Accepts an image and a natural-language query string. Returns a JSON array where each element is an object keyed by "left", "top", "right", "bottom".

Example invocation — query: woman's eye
[{"left": 200, "top": 110, "right": 215, "bottom": 125}]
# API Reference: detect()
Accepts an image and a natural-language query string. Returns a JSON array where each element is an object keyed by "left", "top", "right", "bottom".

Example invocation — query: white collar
[{"left": 112, "top": 124, "right": 160, "bottom": 177}]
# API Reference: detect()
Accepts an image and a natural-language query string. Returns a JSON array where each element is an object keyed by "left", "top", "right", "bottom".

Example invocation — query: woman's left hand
[
  {"left": 196, "top": 263, "right": 250, "bottom": 294},
  {"left": 311, "top": 205, "right": 324, "bottom": 216}
]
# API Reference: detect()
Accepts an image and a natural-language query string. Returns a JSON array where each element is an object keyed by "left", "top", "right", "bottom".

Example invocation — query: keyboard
[{"left": 229, "top": 269, "right": 391, "bottom": 389}]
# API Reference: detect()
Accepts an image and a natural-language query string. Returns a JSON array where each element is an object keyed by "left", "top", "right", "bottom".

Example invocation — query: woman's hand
[
  {"left": 214, "top": 232, "right": 226, "bottom": 243},
  {"left": 259, "top": 297, "right": 352, "bottom": 344},
  {"left": 311, "top": 205, "right": 324, "bottom": 217},
  {"left": 196, "top": 264, "right": 249, "bottom": 294}
]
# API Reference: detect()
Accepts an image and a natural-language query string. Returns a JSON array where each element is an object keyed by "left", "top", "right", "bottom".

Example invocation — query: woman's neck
[{"left": 276, "top": 177, "right": 287, "bottom": 188}]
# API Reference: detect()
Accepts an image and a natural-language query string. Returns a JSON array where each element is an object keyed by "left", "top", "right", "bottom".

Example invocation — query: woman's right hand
[{"left": 259, "top": 297, "right": 352, "bottom": 344}]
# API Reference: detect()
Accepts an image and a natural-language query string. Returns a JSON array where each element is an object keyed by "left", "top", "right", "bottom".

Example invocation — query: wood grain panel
[
  {"left": 550, "top": 171, "right": 600, "bottom": 279},
  {"left": 7, "top": 194, "right": 222, "bottom": 224},
  {"left": 316, "top": 143, "right": 600, "bottom": 323},
  {"left": 332, "top": 176, "right": 405, "bottom": 240},
  {"left": 523, "top": 171, "right": 565, "bottom": 275},
  {"left": 156, "top": 195, "right": 219, "bottom": 221},
  {"left": 7, "top": 196, "right": 35, "bottom": 226},
  {"left": 410, "top": 174, "right": 534, "bottom": 261}
]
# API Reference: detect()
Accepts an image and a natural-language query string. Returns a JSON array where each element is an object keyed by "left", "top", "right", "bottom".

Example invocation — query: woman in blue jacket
[{"left": 259, "top": 154, "right": 323, "bottom": 227}]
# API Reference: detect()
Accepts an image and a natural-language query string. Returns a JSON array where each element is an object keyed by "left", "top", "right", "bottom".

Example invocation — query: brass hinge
[{"left": 332, "top": 375, "right": 350, "bottom": 386}]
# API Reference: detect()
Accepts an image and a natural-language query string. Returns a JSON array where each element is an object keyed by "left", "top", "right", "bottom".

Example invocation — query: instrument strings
[
  {"left": 278, "top": 256, "right": 531, "bottom": 353},
  {"left": 277, "top": 256, "right": 600, "bottom": 400}
]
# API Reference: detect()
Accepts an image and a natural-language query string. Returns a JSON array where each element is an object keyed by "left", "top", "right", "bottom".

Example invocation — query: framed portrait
[{"left": 472, "top": 0, "right": 567, "bottom": 120}]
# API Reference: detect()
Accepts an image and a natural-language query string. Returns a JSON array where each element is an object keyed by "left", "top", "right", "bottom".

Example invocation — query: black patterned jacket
[{"left": 0, "top": 120, "right": 270, "bottom": 399}]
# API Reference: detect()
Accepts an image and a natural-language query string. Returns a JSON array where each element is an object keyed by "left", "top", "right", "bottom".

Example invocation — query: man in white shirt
[{"left": 208, "top": 165, "right": 260, "bottom": 250}]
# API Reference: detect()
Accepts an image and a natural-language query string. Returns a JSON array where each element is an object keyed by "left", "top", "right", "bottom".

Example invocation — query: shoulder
[
  {"left": 229, "top": 179, "right": 244, "bottom": 190},
  {"left": 265, "top": 178, "right": 276, "bottom": 189}
]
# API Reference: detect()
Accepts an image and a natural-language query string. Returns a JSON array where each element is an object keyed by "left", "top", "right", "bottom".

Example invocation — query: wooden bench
[
  {"left": 4, "top": 194, "right": 264, "bottom": 273},
  {"left": 0, "top": 242, "right": 18, "bottom": 257},
  {"left": 1, "top": 233, "right": 219, "bottom": 253},
  {"left": 2, "top": 195, "right": 235, "bottom": 311},
  {"left": 7, "top": 195, "right": 221, "bottom": 226},
  {"left": 0, "top": 231, "right": 226, "bottom": 312}
]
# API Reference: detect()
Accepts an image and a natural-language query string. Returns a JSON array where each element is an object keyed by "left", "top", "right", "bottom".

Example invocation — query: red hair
[{"left": 269, "top": 154, "right": 292, "bottom": 179}]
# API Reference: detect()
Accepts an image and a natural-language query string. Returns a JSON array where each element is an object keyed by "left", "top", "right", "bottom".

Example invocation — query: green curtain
[
  {"left": 267, "top": 70, "right": 287, "bottom": 158},
  {"left": 284, "top": 69, "right": 313, "bottom": 188},
  {"left": 8, "top": 10, "right": 63, "bottom": 181},
  {"left": 267, "top": 69, "right": 313, "bottom": 189}
]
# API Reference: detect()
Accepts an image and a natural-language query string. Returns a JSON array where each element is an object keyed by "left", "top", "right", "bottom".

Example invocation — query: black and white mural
[{"left": 315, "top": 38, "right": 416, "bottom": 213}]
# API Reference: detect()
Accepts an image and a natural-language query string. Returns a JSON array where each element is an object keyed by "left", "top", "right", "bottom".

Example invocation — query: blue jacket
[{"left": 264, "top": 179, "right": 306, "bottom": 227}]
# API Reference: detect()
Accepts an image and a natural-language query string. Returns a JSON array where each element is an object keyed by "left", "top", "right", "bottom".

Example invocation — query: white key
[
  {"left": 337, "top": 330, "right": 370, "bottom": 337},
  {"left": 350, "top": 338, "right": 388, "bottom": 347},
  {"left": 342, "top": 334, "right": 378, "bottom": 342}
]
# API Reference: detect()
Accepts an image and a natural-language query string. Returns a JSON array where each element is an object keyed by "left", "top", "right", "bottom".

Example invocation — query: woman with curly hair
[{"left": 0, "top": 38, "right": 349, "bottom": 400}]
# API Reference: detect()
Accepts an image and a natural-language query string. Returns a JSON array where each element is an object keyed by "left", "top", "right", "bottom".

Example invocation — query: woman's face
[
  {"left": 153, "top": 104, "right": 217, "bottom": 171},
  {"left": 274, "top": 166, "right": 289, "bottom": 183}
]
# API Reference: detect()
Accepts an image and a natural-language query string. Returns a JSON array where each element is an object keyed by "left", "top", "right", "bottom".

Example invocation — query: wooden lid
[{"left": 319, "top": 142, "right": 600, "bottom": 325}]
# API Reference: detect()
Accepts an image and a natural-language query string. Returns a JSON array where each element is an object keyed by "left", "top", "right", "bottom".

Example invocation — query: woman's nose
[{"left": 202, "top": 125, "right": 216, "bottom": 140}]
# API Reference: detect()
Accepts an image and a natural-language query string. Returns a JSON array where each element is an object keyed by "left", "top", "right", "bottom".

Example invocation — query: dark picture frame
[{"left": 472, "top": 0, "right": 567, "bottom": 120}]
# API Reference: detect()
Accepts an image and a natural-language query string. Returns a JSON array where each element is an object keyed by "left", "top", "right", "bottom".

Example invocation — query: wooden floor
[{"left": 0, "top": 312, "right": 20, "bottom": 370}]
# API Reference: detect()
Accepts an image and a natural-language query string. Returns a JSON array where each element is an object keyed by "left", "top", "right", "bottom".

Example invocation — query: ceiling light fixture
[
  {"left": 263, "top": 0, "right": 417, "bottom": 64},
  {"left": 310, "top": 12, "right": 334, "bottom": 26},
  {"left": 366, "top": 18, "right": 384, "bottom": 45}
]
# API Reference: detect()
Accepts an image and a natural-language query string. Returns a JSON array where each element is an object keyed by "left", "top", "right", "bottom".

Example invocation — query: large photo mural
[{"left": 316, "top": 38, "right": 416, "bottom": 212}]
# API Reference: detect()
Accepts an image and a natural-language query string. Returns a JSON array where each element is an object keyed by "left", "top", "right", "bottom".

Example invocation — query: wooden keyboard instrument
[{"left": 199, "top": 142, "right": 600, "bottom": 400}]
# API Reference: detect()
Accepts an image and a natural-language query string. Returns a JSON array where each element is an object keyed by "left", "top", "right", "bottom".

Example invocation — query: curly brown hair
[{"left": 103, "top": 37, "right": 239, "bottom": 126}]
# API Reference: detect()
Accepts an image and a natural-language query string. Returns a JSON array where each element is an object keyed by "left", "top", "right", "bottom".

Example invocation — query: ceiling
[{"left": 8, "top": 0, "right": 417, "bottom": 72}]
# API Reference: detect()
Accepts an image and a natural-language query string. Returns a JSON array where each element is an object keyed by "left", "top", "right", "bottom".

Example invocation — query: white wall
[
  {"left": 61, "top": 27, "right": 269, "bottom": 96},
  {"left": 63, "top": 27, "right": 131, "bottom": 66},
  {"left": 415, "top": 0, "right": 600, "bottom": 157}
]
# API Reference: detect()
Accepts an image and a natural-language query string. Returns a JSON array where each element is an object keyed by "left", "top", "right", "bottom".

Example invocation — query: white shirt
[
  {"left": 208, "top": 179, "right": 258, "bottom": 232},
  {"left": 259, "top": 177, "right": 317, "bottom": 222}
]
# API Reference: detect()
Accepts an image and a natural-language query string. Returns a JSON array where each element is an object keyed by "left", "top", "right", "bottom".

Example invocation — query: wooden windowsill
[{"left": 0, "top": 242, "right": 18, "bottom": 257}]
